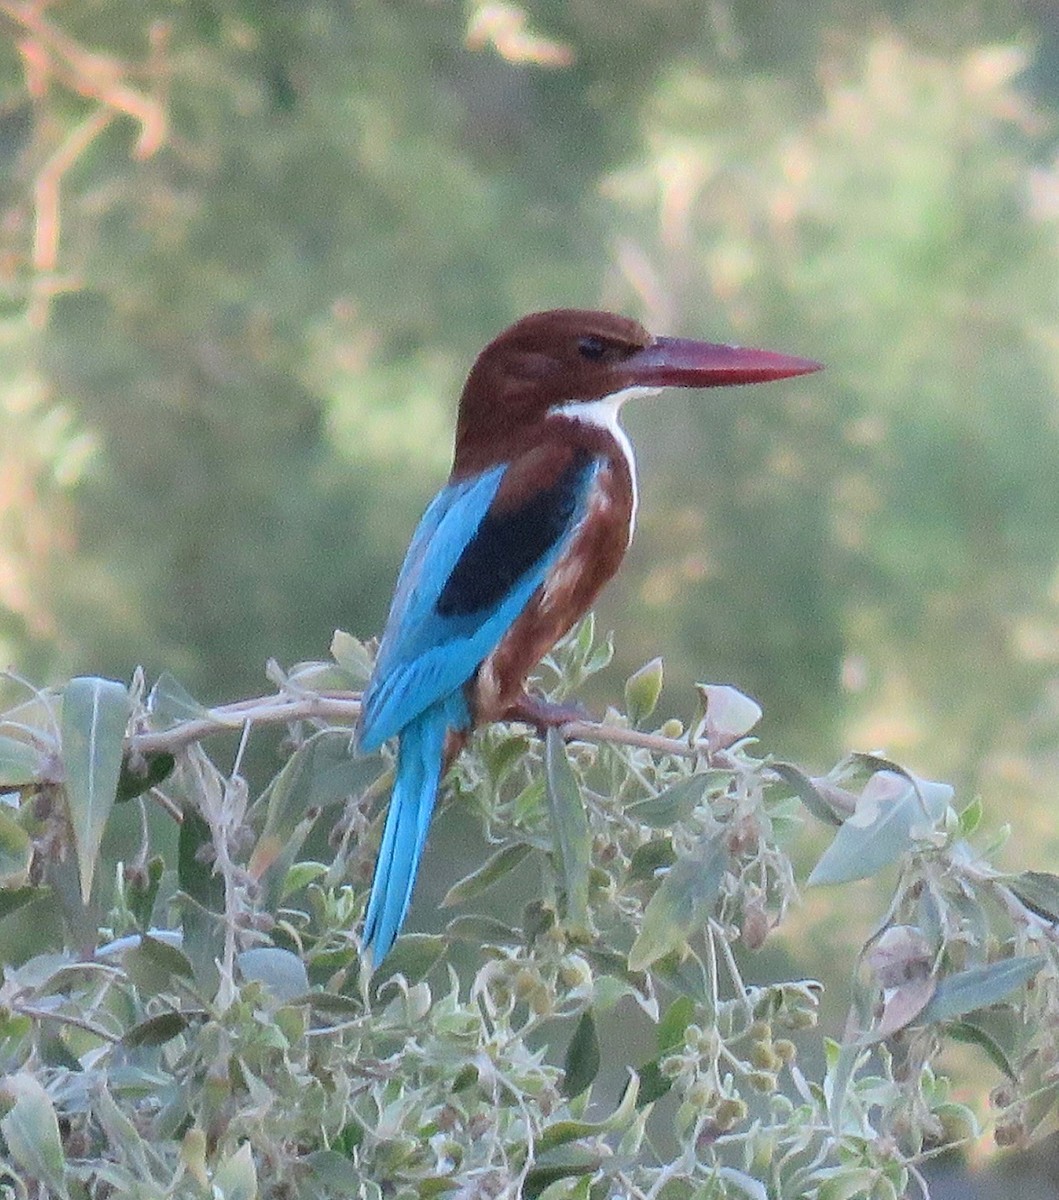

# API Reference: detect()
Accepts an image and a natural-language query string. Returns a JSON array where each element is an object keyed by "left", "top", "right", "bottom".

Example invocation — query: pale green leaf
[
  {"left": 441, "top": 842, "right": 532, "bottom": 908},
  {"left": 624, "top": 657, "right": 663, "bottom": 725},
  {"left": 330, "top": 629, "right": 374, "bottom": 684},
  {"left": 0, "top": 808, "right": 31, "bottom": 887},
  {"left": 1, "top": 1072, "right": 68, "bottom": 1199},
  {"left": 628, "top": 835, "right": 728, "bottom": 971},
  {"left": 545, "top": 729, "right": 591, "bottom": 936},
  {"left": 213, "top": 1141, "right": 257, "bottom": 1200},
  {"left": 238, "top": 947, "right": 309, "bottom": 1002},
  {"left": 807, "top": 770, "right": 952, "bottom": 887},
  {"left": 920, "top": 956, "right": 1045, "bottom": 1024},
  {"left": 147, "top": 671, "right": 208, "bottom": 728},
  {"left": 0, "top": 735, "right": 40, "bottom": 786},
  {"left": 61, "top": 676, "right": 131, "bottom": 902}
]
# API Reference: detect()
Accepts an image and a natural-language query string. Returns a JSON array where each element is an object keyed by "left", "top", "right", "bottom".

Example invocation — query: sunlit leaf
[
  {"left": 544, "top": 729, "right": 591, "bottom": 936},
  {"left": 628, "top": 835, "right": 728, "bottom": 972},
  {"left": 61, "top": 676, "right": 131, "bottom": 902},
  {"left": 562, "top": 1010, "right": 600, "bottom": 1098}
]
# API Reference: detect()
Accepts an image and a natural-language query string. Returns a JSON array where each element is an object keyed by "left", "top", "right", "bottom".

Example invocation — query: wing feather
[{"left": 359, "top": 449, "right": 597, "bottom": 749}]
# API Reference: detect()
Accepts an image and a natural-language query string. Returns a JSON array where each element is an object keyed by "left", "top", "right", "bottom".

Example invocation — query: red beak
[{"left": 627, "top": 336, "right": 823, "bottom": 388}]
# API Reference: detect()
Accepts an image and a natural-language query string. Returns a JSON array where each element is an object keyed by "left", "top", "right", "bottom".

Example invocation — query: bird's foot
[{"left": 507, "top": 691, "right": 592, "bottom": 737}]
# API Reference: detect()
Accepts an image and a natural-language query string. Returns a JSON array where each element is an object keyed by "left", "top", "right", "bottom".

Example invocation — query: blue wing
[{"left": 359, "top": 449, "right": 598, "bottom": 751}]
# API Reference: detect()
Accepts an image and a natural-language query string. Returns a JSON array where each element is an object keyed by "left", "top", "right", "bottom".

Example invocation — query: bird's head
[{"left": 454, "top": 309, "right": 821, "bottom": 472}]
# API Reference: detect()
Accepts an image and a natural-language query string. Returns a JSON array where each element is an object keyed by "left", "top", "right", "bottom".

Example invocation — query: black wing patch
[{"left": 436, "top": 449, "right": 596, "bottom": 618}]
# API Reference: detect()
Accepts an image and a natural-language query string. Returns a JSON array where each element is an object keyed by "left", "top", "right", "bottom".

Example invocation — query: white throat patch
[{"left": 548, "top": 385, "right": 658, "bottom": 539}]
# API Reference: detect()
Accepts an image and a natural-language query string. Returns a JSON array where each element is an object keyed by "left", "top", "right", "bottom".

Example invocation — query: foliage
[{"left": 0, "top": 622, "right": 1056, "bottom": 1198}]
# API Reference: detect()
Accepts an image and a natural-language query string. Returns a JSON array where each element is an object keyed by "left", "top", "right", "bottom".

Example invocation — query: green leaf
[
  {"left": 0, "top": 885, "right": 45, "bottom": 922},
  {"left": 238, "top": 947, "right": 309, "bottom": 1003},
  {"left": 1009, "top": 871, "right": 1059, "bottom": 922},
  {"left": 628, "top": 837, "right": 675, "bottom": 882},
  {"left": 0, "top": 808, "right": 31, "bottom": 887},
  {"left": 562, "top": 1010, "right": 600, "bottom": 1098},
  {"left": 330, "top": 629, "right": 374, "bottom": 684},
  {"left": 635, "top": 1059, "right": 671, "bottom": 1106},
  {"left": 444, "top": 914, "right": 521, "bottom": 944},
  {"left": 948, "top": 1019, "right": 1018, "bottom": 1081},
  {"left": 147, "top": 672, "right": 208, "bottom": 728},
  {"left": 920, "top": 956, "right": 1046, "bottom": 1024},
  {"left": 306, "top": 1149, "right": 363, "bottom": 1196},
  {"left": 122, "top": 1011, "right": 191, "bottom": 1048},
  {"left": 440, "top": 842, "right": 532, "bottom": 908},
  {"left": 127, "top": 855, "right": 164, "bottom": 930},
  {"left": 370, "top": 934, "right": 446, "bottom": 986},
  {"left": 625, "top": 774, "right": 715, "bottom": 829},
  {"left": 116, "top": 751, "right": 175, "bottom": 802},
  {"left": 628, "top": 835, "right": 728, "bottom": 972},
  {"left": 771, "top": 762, "right": 843, "bottom": 827},
  {"left": 61, "top": 676, "right": 131, "bottom": 902},
  {"left": 213, "top": 1141, "right": 257, "bottom": 1200},
  {"left": 178, "top": 809, "right": 223, "bottom": 910},
  {"left": 807, "top": 770, "right": 952, "bottom": 887},
  {"left": 251, "top": 731, "right": 381, "bottom": 880},
  {"left": 0, "top": 735, "right": 41, "bottom": 786},
  {"left": 544, "top": 729, "right": 591, "bottom": 936},
  {"left": 657, "top": 995, "right": 696, "bottom": 1052},
  {"left": 124, "top": 934, "right": 196, "bottom": 994},
  {"left": 0, "top": 1072, "right": 68, "bottom": 1199}
]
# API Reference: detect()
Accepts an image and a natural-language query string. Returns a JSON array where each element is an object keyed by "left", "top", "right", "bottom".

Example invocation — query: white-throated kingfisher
[{"left": 357, "top": 309, "right": 821, "bottom": 964}]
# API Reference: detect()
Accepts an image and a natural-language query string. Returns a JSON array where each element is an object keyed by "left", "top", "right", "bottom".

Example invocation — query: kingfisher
[{"left": 357, "top": 309, "right": 821, "bottom": 964}]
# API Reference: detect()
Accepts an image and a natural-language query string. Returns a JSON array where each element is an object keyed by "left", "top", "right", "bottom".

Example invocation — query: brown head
[{"left": 452, "top": 308, "right": 821, "bottom": 474}]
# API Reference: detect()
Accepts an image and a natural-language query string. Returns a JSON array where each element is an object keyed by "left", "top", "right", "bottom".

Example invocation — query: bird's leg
[{"left": 506, "top": 689, "right": 592, "bottom": 736}]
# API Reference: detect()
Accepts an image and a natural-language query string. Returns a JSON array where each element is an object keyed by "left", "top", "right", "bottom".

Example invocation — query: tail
[{"left": 362, "top": 691, "right": 468, "bottom": 967}]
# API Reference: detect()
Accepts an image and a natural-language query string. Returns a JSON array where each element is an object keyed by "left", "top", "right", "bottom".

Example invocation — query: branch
[{"left": 128, "top": 691, "right": 701, "bottom": 760}]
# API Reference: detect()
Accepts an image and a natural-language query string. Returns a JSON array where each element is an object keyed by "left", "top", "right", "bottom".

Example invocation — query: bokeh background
[{"left": 4, "top": 2, "right": 1059, "bottom": 1189}]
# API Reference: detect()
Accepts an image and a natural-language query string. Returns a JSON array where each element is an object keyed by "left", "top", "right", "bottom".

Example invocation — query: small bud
[
  {"left": 714, "top": 1097, "right": 748, "bottom": 1130},
  {"left": 660, "top": 718, "right": 684, "bottom": 738},
  {"left": 773, "top": 1039, "right": 797, "bottom": 1065},
  {"left": 749, "top": 1042, "right": 783, "bottom": 1073},
  {"left": 625, "top": 657, "right": 664, "bottom": 725},
  {"left": 748, "top": 1070, "right": 778, "bottom": 1093}
]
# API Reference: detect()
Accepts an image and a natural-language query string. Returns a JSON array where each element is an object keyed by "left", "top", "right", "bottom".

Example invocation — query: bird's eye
[{"left": 578, "top": 336, "right": 607, "bottom": 361}]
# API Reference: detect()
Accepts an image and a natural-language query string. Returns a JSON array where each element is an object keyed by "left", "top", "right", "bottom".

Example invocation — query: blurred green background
[{"left": 3, "top": 1, "right": 1059, "bottom": 1180}]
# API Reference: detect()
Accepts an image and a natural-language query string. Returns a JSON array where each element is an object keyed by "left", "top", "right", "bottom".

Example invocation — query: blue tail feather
[{"left": 363, "top": 691, "right": 468, "bottom": 966}]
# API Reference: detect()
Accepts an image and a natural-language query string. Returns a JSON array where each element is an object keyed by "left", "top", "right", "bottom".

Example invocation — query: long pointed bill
[{"left": 626, "top": 336, "right": 823, "bottom": 388}]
